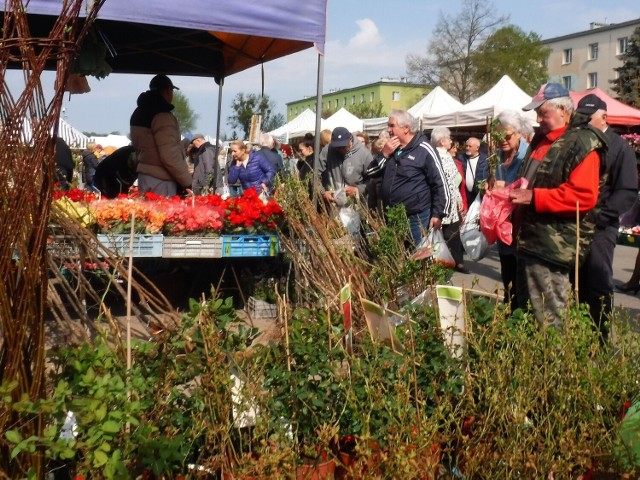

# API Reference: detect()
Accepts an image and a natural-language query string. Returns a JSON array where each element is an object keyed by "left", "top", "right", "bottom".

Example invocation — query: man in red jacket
[{"left": 509, "top": 83, "right": 608, "bottom": 330}]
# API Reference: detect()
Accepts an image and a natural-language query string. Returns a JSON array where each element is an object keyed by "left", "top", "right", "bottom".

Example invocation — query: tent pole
[
  {"left": 215, "top": 77, "right": 224, "bottom": 157},
  {"left": 312, "top": 52, "right": 324, "bottom": 200}
]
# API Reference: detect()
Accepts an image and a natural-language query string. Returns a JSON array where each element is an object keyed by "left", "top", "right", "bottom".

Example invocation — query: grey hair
[
  {"left": 430, "top": 126, "right": 451, "bottom": 146},
  {"left": 390, "top": 109, "right": 418, "bottom": 133},
  {"left": 519, "top": 116, "right": 535, "bottom": 139},
  {"left": 546, "top": 96, "right": 574, "bottom": 116},
  {"left": 260, "top": 132, "right": 275, "bottom": 148},
  {"left": 495, "top": 109, "right": 524, "bottom": 133}
]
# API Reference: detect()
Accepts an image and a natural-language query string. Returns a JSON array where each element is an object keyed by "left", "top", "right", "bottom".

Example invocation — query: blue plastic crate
[
  {"left": 222, "top": 235, "right": 279, "bottom": 257},
  {"left": 97, "top": 234, "right": 163, "bottom": 257}
]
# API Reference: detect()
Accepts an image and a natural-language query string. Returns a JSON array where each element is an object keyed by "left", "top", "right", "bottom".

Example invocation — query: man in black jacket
[
  {"left": 575, "top": 94, "right": 638, "bottom": 339},
  {"left": 459, "top": 136, "right": 488, "bottom": 206},
  {"left": 370, "top": 109, "right": 447, "bottom": 244}
]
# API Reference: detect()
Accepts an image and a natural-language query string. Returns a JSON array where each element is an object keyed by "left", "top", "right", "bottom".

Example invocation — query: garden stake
[
  {"left": 126, "top": 211, "right": 135, "bottom": 371},
  {"left": 405, "top": 311, "right": 422, "bottom": 425},
  {"left": 575, "top": 201, "right": 580, "bottom": 302}
]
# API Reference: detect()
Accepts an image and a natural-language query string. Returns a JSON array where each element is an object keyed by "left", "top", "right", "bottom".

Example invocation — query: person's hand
[
  {"left": 324, "top": 191, "right": 335, "bottom": 203},
  {"left": 260, "top": 183, "right": 268, "bottom": 193},
  {"left": 382, "top": 136, "right": 401, "bottom": 158},
  {"left": 344, "top": 185, "right": 358, "bottom": 197},
  {"left": 509, "top": 189, "right": 533, "bottom": 205},
  {"left": 185, "top": 187, "right": 194, "bottom": 197},
  {"left": 429, "top": 217, "right": 442, "bottom": 230}
]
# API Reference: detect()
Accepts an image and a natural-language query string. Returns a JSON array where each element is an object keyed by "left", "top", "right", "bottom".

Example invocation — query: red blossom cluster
[{"left": 52, "top": 189, "right": 285, "bottom": 236}]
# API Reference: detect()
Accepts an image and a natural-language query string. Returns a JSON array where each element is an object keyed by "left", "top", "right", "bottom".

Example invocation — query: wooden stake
[
  {"left": 126, "top": 212, "right": 135, "bottom": 371},
  {"left": 575, "top": 202, "right": 580, "bottom": 302}
]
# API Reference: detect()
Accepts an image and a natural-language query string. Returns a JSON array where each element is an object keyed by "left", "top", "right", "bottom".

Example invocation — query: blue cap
[{"left": 523, "top": 83, "right": 569, "bottom": 111}]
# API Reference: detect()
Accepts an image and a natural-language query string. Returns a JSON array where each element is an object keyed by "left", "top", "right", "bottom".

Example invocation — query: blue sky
[{"left": 13, "top": 0, "right": 638, "bottom": 138}]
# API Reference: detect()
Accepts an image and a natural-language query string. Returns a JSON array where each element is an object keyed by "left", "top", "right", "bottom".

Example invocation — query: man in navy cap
[
  {"left": 573, "top": 93, "right": 637, "bottom": 339},
  {"left": 318, "top": 126, "right": 372, "bottom": 204},
  {"left": 130, "top": 74, "right": 192, "bottom": 196},
  {"left": 509, "top": 83, "right": 608, "bottom": 330}
]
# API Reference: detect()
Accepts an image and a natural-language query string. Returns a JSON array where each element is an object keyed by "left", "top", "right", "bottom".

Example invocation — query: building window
[
  {"left": 588, "top": 43, "right": 598, "bottom": 60},
  {"left": 392, "top": 91, "right": 400, "bottom": 101},
  {"left": 351, "top": 95, "right": 355, "bottom": 105},
  {"left": 618, "top": 37, "right": 628, "bottom": 55},
  {"left": 334, "top": 99, "right": 339, "bottom": 109},
  {"left": 360, "top": 93, "right": 365, "bottom": 103},
  {"left": 343, "top": 97, "right": 347, "bottom": 107},
  {"left": 562, "top": 76, "right": 572, "bottom": 90},
  {"left": 588, "top": 72, "right": 598, "bottom": 89},
  {"left": 370, "top": 91, "right": 375, "bottom": 102},
  {"left": 563, "top": 48, "right": 572, "bottom": 64}
]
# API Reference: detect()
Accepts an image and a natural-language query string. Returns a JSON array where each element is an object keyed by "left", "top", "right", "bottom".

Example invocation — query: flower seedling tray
[
  {"left": 247, "top": 296, "right": 277, "bottom": 319},
  {"left": 162, "top": 236, "right": 223, "bottom": 258},
  {"left": 222, "top": 235, "right": 279, "bottom": 257},
  {"left": 96, "top": 234, "right": 163, "bottom": 257},
  {"left": 47, "top": 235, "right": 81, "bottom": 259}
]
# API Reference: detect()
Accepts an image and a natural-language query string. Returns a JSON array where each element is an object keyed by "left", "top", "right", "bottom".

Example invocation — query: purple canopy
[{"left": 5, "top": 0, "right": 328, "bottom": 81}]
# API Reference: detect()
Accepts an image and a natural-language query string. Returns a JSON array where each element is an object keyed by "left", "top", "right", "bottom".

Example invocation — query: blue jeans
[{"left": 408, "top": 209, "right": 431, "bottom": 246}]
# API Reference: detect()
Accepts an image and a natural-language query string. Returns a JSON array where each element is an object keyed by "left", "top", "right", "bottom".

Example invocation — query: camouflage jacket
[{"left": 517, "top": 117, "right": 608, "bottom": 268}]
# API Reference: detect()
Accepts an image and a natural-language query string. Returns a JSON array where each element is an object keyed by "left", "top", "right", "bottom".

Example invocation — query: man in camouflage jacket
[{"left": 510, "top": 83, "right": 608, "bottom": 330}]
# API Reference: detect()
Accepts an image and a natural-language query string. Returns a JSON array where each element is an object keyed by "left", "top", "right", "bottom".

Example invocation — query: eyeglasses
[{"left": 504, "top": 132, "right": 516, "bottom": 141}]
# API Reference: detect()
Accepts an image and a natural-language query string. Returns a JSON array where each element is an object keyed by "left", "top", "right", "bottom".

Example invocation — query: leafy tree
[
  {"left": 405, "top": 0, "right": 508, "bottom": 102},
  {"left": 472, "top": 25, "right": 550, "bottom": 95},
  {"left": 347, "top": 101, "right": 385, "bottom": 119},
  {"left": 227, "top": 93, "right": 284, "bottom": 139},
  {"left": 172, "top": 91, "right": 199, "bottom": 134},
  {"left": 611, "top": 26, "right": 640, "bottom": 108}
]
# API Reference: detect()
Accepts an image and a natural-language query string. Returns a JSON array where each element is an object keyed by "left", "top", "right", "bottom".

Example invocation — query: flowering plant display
[
  {"left": 51, "top": 189, "right": 284, "bottom": 236},
  {"left": 621, "top": 133, "right": 640, "bottom": 153}
]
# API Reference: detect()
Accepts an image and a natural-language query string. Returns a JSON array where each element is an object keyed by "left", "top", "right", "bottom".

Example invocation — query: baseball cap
[
  {"left": 149, "top": 74, "right": 179, "bottom": 91},
  {"left": 522, "top": 83, "right": 569, "bottom": 111},
  {"left": 331, "top": 127, "right": 352, "bottom": 148},
  {"left": 576, "top": 94, "right": 607, "bottom": 115}
]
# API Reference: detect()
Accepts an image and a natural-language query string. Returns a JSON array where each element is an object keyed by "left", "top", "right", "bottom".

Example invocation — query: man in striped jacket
[{"left": 367, "top": 109, "right": 448, "bottom": 245}]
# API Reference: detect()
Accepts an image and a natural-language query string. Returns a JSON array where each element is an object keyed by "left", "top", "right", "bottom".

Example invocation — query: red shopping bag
[{"left": 479, "top": 178, "right": 528, "bottom": 246}]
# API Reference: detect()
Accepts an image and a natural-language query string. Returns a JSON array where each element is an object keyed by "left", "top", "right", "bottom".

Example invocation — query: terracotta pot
[
  {"left": 296, "top": 458, "right": 336, "bottom": 480},
  {"left": 402, "top": 442, "right": 441, "bottom": 480},
  {"left": 335, "top": 451, "right": 356, "bottom": 479}
]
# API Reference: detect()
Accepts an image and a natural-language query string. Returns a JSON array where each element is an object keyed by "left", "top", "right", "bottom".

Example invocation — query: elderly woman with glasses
[
  {"left": 493, "top": 109, "right": 531, "bottom": 311},
  {"left": 431, "top": 126, "right": 468, "bottom": 273}
]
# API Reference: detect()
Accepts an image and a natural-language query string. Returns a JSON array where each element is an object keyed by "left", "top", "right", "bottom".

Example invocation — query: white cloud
[{"left": 348, "top": 18, "right": 383, "bottom": 48}]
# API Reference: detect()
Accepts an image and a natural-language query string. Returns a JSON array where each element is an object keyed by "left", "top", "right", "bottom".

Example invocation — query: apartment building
[
  {"left": 285, "top": 78, "right": 428, "bottom": 121},
  {"left": 543, "top": 18, "right": 640, "bottom": 94}
]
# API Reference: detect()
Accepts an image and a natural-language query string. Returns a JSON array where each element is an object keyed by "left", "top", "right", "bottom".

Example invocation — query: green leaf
[
  {"left": 101, "top": 420, "right": 120, "bottom": 433},
  {"left": 93, "top": 449, "right": 108, "bottom": 467},
  {"left": 5, "top": 429, "right": 22, "bottom": 444},
  {"left": 59, "top": 447, "right": 76, "bottom": 460}
]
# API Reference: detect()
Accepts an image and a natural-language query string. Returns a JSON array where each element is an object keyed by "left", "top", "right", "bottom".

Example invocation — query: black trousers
[
  {"left": 576, "top": 225, "right": 617, "bottom": 339},
  {"left": 442, "top": 221, "right": 464, "bottom": 266},
  {"left": 499, "top": 252, "right": 518, "bottom": 313}
]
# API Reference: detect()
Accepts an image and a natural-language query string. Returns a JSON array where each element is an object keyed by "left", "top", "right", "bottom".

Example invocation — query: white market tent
[
  {"left": 324, "top": 108, "right": 364, "bottom": 133},
  {"left": 422, "top": 75, "right": 536, "bottom": 129},
  {"left": 363, "top": 86, "right": 464, "bottom": 136},
  {"left": 270, "top": 108, "right": 324, "bottom": 143},
  {"left": 89, "top": 134, "right": 131, "bottom": 149},
  {"left": 408, "top": 86, "right": 463, "bottom": 118},
  {"left": 58, "top": 117, "right": 89, "bottom": 149}
]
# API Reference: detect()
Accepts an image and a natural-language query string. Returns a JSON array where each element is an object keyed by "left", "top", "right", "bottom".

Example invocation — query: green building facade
[{"left": 286, "top": 79, "right": 430, "bottom": 120}]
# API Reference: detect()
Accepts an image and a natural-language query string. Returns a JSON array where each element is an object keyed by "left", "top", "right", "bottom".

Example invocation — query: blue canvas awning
[{"left": 3, "top": 0, "right": 328, "bottom": 82}]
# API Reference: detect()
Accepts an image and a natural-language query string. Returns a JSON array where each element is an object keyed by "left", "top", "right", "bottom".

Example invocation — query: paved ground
[{"left": 448, "top": 243, "right": 640, "bottom": 322}]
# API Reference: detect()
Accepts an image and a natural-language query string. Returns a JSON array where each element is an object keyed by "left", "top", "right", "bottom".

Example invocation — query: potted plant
[{"left": 261, "top": 307, "right": 345, "bottom": 477}]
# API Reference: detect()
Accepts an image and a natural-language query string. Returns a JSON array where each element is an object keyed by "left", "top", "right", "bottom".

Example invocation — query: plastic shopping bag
[
  {"left": 412, "top": 229, "right": 455, "bottom": 268},
  {"left": 338, "top": 206, "right": 361, "bottom": 235},
  {"left": 479, "top": 178, "right": 528, "bottom": 246},
  {"left": 460, "top": 194, "right": 491, "bottom": 261}
]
